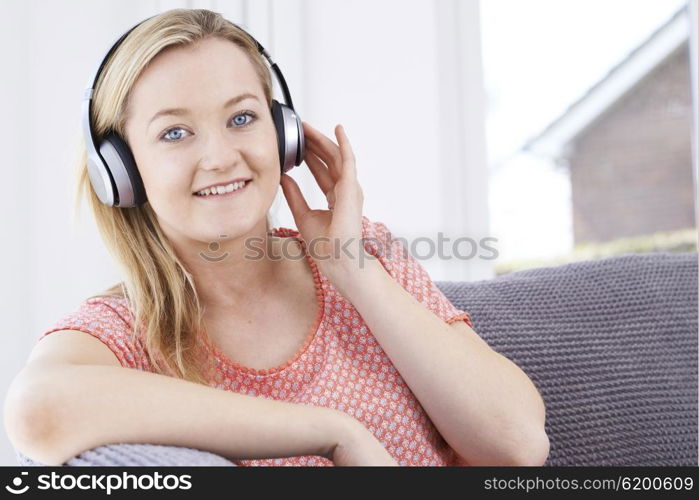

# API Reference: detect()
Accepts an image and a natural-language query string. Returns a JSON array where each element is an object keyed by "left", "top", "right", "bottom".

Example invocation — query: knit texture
[
  {"left": 16, "top": 251, "right": 697, "bottom": 466},
  {"left": 436, "top": 251, "right": 698, "bottom": 466},
  {"left": 17, "top": 444, "right": 235, "bottom": 466}
]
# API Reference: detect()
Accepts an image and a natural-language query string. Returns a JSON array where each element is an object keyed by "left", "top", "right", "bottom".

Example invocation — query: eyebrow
[{"left": 147, "top": 92, "right": 261, "bottom": 129}]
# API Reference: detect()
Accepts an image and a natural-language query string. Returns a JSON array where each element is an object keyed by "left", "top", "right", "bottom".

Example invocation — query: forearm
[
  {"left": 330, "top": 256, "right": 548, "bottom": 465},
  {"left": 6, "top": 363, "right": 343, "bottom": 466}
]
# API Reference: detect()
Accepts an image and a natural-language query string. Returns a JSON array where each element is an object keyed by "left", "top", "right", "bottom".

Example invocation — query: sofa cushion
[{"left": 435, "top": 252, "right": 698, "bottom": 466}]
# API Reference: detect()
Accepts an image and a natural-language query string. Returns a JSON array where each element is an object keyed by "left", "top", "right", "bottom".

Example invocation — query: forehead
[{"left": 128, "top": 37, "right": 263, "bottom": 112}]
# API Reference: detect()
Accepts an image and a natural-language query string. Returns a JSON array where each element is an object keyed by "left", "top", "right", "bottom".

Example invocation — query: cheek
[
  {"left": 130, "top": 143, "right": 196, "bottom": 212},
  {"left": 251, "top": 127, "right": 281, "bottom": 167},
  {"left": 140, "top": 165, "right": 193, "bottom": 208},
  {"left": 256, "top": 137, "right": 282, "bottom": 177}
]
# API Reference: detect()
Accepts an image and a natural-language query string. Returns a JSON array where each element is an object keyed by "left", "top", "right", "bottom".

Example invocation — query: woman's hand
[
  {"left": 330, "top": 423, "right": 400, "bottom": 467},
  {"left": 279, "top": 121, "right": 365, "bottom": 279},
  {"left": 322, "top": 410, "right": 399, "bottom": 467}
]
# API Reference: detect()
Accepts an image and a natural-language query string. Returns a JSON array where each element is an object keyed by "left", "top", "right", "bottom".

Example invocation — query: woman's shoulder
[
  {"left": 46, "top": 292, "right": 133, "bottom": 331},
  {"left": 37, "top": 291, "right": 146, "bottom": 370}
]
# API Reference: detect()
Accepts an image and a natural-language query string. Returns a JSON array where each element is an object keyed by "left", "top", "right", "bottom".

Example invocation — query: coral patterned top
[{"left": 37, "top": 216, "right": 474, "bottom": 466}]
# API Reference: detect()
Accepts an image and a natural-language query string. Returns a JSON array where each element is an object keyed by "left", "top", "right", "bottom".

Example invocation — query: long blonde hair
[{"left": 77, "top": 8, "right": 276, "bottom": 385}]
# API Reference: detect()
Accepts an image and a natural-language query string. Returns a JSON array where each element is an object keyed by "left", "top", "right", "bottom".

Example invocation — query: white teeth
[{"left": 196, "top": 180, "right": 247, "bottom": 196}]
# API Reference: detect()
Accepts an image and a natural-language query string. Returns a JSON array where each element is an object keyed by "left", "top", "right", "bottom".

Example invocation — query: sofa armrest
[{"left": 16, "top": 443, "right": 237, "bottom": 466}]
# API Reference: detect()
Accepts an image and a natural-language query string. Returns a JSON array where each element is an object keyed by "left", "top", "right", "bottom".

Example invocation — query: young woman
[{"left": 4, "top": 8, "right": 548, "bottom": 467}]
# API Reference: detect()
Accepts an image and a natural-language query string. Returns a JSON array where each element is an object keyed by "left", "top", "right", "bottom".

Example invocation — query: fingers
[
  {"left": 303, "top": 121, "right": 343, "bottom": 179},
  {"left": 304, "top": 138, "right": 340, "bottom": 183},
  {"left": 326, "top": 190, "right": 336, "bottom": 210},
  {"left": 301, "top": 121, "right": 361, "bottom": 217},
  {"left": 335, "top": 125, "right": 357, "bottom": 179},
  {"left": 304, "top": 149, "right": 335, "bottom": 195},
  {"left": 280, "top": 173, "right": 310, "bottom": 221}
]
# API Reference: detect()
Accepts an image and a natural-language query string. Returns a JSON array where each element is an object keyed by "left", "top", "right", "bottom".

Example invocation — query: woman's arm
[
  {"left": 4, "top": 361, "right": 346, "bottom": 466},
  {"left": 328, "top": 257, "right": 549, "bottom": 466},
  {"left": 281, "top": 122, "right": 547, "bottom": 465}
]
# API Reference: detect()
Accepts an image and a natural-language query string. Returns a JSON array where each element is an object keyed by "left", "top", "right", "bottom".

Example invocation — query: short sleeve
[
  {"left": 37, "top": 297, "right": 149, "bottom": 370},
  {"left": 360, "top": 216, "right": 474, "bottom": 329}
]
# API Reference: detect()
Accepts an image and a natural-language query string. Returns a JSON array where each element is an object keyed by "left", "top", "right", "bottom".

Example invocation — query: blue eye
[
  {"left": 232, "top": 112, "right": 255, "bottom": 127},
  {"left": 162, "top": 128, "right": 186, "bottom": 142},
  {"left": 159, "top": 110, "right": 258, "bottom": 143}
]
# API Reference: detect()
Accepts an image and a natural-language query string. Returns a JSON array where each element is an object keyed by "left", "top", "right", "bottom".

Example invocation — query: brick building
[{"left": 523, "top": 6, "right": 695, "bottom": 245}]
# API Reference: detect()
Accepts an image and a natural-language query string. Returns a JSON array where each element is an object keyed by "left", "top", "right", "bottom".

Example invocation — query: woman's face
[{"left": 123, "top": 36, "right": 279, "bottom": 245}]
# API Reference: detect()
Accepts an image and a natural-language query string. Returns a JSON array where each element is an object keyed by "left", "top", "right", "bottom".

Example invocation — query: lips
[
  {"left": 193, "top": 179, "right": 251, "bottom": 199},
  {"left": 192, "top": 177, "right": 251, "bottom": 194}
]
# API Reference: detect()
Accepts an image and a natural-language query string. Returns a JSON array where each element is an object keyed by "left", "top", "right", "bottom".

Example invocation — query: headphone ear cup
[
  {"left": 293, "top": 109, "right": 305, "bottom": 166},
  {"left": 271, "top": 100, "right": 286, "bottom": 173},
  {"left": 86, "top": 149, "right": 118, "bottom": 207},
  {"left": 98, "top": 131, "right": 148, "bottom": 207},
  {"left": 271, "top": 99, "right": 305, "bottom": 174}
]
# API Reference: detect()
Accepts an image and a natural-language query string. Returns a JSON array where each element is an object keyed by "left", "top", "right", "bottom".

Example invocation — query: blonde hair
[{"left": 77, "top": 8, "right": 276, "bottom": 385}]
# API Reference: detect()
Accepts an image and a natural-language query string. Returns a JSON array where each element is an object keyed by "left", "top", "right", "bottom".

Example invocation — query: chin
[{"left": 198, "top": 218, "right": 257, "bottom": 240}]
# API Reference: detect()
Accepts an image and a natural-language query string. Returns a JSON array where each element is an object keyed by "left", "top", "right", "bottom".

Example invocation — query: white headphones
[{"left": 82, "top": 13, "right": 305, "bottom": 207}]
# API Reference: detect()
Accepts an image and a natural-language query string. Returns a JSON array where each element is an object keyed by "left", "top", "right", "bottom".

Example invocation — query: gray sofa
[{"left": 16, "top": 252, "right": 698, "bottom": 466}]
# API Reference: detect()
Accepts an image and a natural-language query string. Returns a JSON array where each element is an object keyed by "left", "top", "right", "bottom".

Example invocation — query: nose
[{"left": 198, "top": 129, "right": 242, "bottom": 171}]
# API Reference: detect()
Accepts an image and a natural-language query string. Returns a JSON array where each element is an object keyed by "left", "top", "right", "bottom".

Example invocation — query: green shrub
[{"left": 495, "top": 228, "right": 697, "bottom": 276}]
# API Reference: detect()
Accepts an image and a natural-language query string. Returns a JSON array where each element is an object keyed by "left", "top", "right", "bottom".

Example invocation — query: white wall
[
  {"left": 0, "top": 0, "right": 489, "bottom": 465},
  {"left": 691, "top": 0, "right": 699, "bottom": 246},
  {"left": 272, "top": 0, "right": 492, "bottom": 282}
]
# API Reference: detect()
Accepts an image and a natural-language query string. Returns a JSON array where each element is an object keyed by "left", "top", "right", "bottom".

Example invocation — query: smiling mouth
[{"left": 193, "top": 180, "right": 251, "bottom": 199}]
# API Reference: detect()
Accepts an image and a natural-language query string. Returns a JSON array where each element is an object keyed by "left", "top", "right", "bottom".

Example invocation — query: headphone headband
[{"left": 83, "top": 15, "right": 295, "bottom": 108}]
